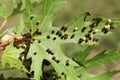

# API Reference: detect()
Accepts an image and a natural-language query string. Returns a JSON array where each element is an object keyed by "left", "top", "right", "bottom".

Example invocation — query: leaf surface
[{"left": 1, "top": 43, "right": 28, "bottom": 72}]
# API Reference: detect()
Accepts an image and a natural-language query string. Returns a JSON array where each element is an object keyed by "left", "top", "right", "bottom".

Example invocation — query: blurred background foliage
[{"left": 0, "top": 0, "right": 120, "bottom": 79}]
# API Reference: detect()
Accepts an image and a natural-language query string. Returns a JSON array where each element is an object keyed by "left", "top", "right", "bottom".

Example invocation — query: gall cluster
[
  {"left": 101, "top": 19, "right": 115, "bottom": 34},
  {"left": 14, "top": 28, "right": 42, "bottom": 49}
]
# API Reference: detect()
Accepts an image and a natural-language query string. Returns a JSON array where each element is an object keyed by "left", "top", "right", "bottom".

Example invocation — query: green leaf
[
  {"left": 85, "top": 50, "right": 120, "bottom": 68},
  {"left": 27, "top": 41, "right": 79, "bottom": 80},
  {"left": 76, "top": 68, "right": 120, "bottom": 80},
  {"left": 24, "top": 1, "right": 119, "bottom": 79},
  {"left": 74, "top": 46, "right": 95, "bottom": 68},
  {"left": 4, "top": 0, "right": 119, "bottom": 80},
  {"left": 1, "top": 42, "right": 28, "bottom": 72},
  {"left": 47, "top": 13, "right": 106, "bottom": 45},
  {"left": 91, "top": 70, "right": 120, "bottom": 80},
  {"left": 11, "top": 1, "right": 23, "bottom": 16},
  {"left": 15, "top": 16, "right": 25, "bottom": 36},
  {"left": 38, "top": 0, "right": 65, "bottom": 32},
  {"left": 0, "top": 4, "right": 8, "bottom": 18},
  {"left": 114, "top": 21, "right": 120, "bottom": 28},
  {"left": 24, "top": 0, "right": 36, "bottom": 31},
  {"left": 24, "top": 0, "right": 33, "bottom": 18},
  {"left": 67, "top": 12, "right": 90, "bottom": 32},
  {"left": 76, "top": 45, "right": 94, "bottom": 62}
]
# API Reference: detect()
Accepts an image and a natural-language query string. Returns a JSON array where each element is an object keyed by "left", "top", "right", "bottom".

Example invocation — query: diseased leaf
[
  {"left": 1, "top": 0, "right": 120, "bottom": 80},
  {"left": 27, "top": 41, "right": 79, "bottom": 80},
  {"left": 23, "top": 0, "right": 119, "bottom": 80}
]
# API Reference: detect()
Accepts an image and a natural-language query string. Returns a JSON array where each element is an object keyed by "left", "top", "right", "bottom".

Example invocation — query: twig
[{"left": 0, "top": 19, "right": 7, "bottom": 31}]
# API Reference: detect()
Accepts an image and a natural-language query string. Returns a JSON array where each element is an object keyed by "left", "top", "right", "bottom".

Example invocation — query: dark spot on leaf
[
  {"left": 53, "top": 37, "right": 56, "bottom": 40},
  {"left": 36, "top": 21, "right": 40, "bottom": 25},
  {"left": 29, "top": 29, "right": 32, "bottom": 32},
  {"left": 89, "top": 22, "right": 96, "bottom": 28},
  {"left": 61, "top": 35, "right": 64, "bottom": 39},
  {"left": 65, "top": 59, "right": 70, "bottom": 66},
  {"left": 81, "top": 26, "right": 87, "bottom": 32},
  {"left": 85, "top": 33, "right": 90, "bottom": 38},
  {"left": 30, "top": 16, "right": 34, "bottom": 20},
  {"left": 78, "top": 74, "right": 82, "bottom": 78},
  {"left": 85, "top": 38, "right": 88, "bottom": 43},
  {"left": 61, "top": 26, "right": 68, "bottom": 32},
  {"left": 61, "top": 72, "right": 66, "bottom": 79},
  {"left": 51, "top": 30, "right": 55, "bottom": 34},
  {"left": 70, "top": 34, "right": 75, "bottom": 39},
  {"left": 93, "top": 37, "right": 99, "bottom": 42},
  {"left": 33, "top": 28, "right": 42, "bottom": 35},
  {"left": 32, "top": 38, "right": 35, "bottom": 42},
  {"left": 38, "top": 40, "right": 41, "bottom": 43},
  {"left": 63, "top": 33, "right": 69, "bottom": 39},
  {"left": 56, "top": 30, "right": 62, "bottom": 37},
  {"left": 52, "top": 56, "right": 56, "bottom": 60},
  {"left": 60, "top": 26, "right": 65, "bottom": 30},
  {"left": 34, "top": 52, "right": 37, "bottom": 55},
  {"left": 92, "top": 31, "right": 96, "bottom": 34},
  {"left": 63, "top": 26, "right": 68, "bottom": 32},
  {"left": 61, "top": 72, "right": 65, "bottom": 75},
  {"left": 43, "top": 59, "right": 51, "bottom": 66},
  {"left": 101, "top": 26, "right": 109, "bottom": 34},
  {"left": 88, "top": 28, "right": 95, "bottom": 33},
  {"left": 55, "top": 58, "right": 60, "bottom": 63},
  {"left": 78, "top": 38, "right": 84, "bottom": 44},
  {"left": 88, "top": 35, "right": 93, "bottom": 40},
  {"left": 46, "top": 35, "right": 50, "bottom": 39},
  {"left": 85, "top": 33, "right": 93, "bottom": 40},
  {"left": 51, "top": 50, "right": 55, "bottom": 55},
  {"left": 22, "top": 33, "right": 32, "bottom": 38},
  {"left": 73, "top": 27, "right": 77, "bottom": 32},
  {"left": 46, "top": 48, "right": 51, "bottom": 53}
]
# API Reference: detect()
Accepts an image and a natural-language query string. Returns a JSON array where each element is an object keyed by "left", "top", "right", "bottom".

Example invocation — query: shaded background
[{"left": 0, "top": 0, "right": 120, "bottom": 80}]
